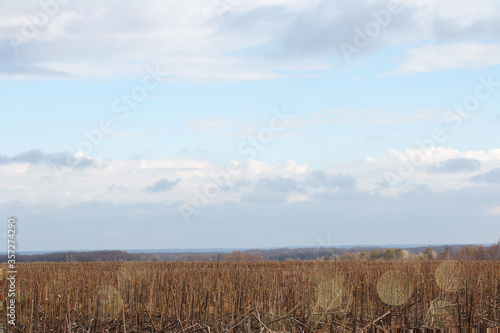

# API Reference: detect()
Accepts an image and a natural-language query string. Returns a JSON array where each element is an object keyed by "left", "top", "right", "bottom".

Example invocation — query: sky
[{"left": 0, "top": 0, "right": 499, "bottom": 252}]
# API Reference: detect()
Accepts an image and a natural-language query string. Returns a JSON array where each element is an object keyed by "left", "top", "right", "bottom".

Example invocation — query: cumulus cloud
[
  {"left": 365, "top": 147, "right": 500, "bottom": 168},
  {"left": 428, "top": 158, "right": 481, "bottom": 173},
  {"left": 350, "top": 147, "right": 500, "bottom": 194},
  {"left": 392, "top": 43, "right": 500, "bottom": 74},
  {"left": 0, "top": 0, "right": 326, "bottom": 81},
  {"left": 258, "top": 177, "right": 300, "bottom": 192},
  {"left": 1, "top": 147, "right": 499, "bottom": 206},
  {"left": 1, "top": 146, "right": 500, "bottom": 250},
  {"left": 2, "top": 0, "right": 500, "bottom": 81},
  {"left": 471, "top": 168, "right": 500, "bottom": 184},
  {"left": 278, "top": 0, "right": 415, "bottom": 57},
  {"left": 107, "top": 184, "right": 127, "bottom": 192},
  {"left": 307, "top": 171, "right": 356, "bottom": 189},
  {"left": 146, "top": 178, "right": 180, "bottom": 193},
  {"left": 0, "top": 149, "right": 96, "bottom": 168},
  {"left": 240, "top": 177, "right": 300, "bottom": 204}
]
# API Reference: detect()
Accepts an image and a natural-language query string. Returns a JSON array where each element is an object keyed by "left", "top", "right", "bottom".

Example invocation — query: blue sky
[{"left": 1, "top": 0, "right": 499, "bottom": 251}]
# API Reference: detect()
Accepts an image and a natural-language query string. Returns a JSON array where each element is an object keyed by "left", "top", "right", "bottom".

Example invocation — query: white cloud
[
  {"left": 0, "top": 154, "right": 311, "bottom": 205},
  {"left": 2, "top": 147, "right": 500, "bottom": 207},
  {"left": 392, "top": 43, "right": 500, "bottom": 75},
  {"left": 359, "top": 147, "right": 500, "bottom": 194},
  {"left": 405, "top": 0, "right": 499, "bottom": 27},
  {"left": 2, "top": 0, "right": 500, "bottom": 81},
  {"left": 2, "top": 146, "right": 500, "bottom": 250},
  {"left": 0, "top": 0, "right": 330, "bottom": 82}
]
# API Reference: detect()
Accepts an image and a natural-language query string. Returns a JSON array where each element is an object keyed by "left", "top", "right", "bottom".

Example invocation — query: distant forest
[{"left": 2, "top": 241, "right": 499, "bottom": 263}]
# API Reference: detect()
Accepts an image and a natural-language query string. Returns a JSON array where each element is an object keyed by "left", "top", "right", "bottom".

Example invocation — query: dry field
[{"left": 5, "top": 261, "right": 500, "bottom": 332}]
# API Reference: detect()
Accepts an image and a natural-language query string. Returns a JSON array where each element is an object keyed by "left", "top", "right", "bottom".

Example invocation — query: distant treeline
[
  {"left": 2, "top": 242, "right": 499, "bottom": 263},
  {"left": 5, "top": 250, "right": 154, "bottom": 263}
]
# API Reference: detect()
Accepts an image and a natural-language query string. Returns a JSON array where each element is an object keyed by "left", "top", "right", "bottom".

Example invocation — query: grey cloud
[
  {"left": 0, "top": 150, "right": 46, "bottom": 164},
  {"left": 257, "top": 177, "right": 299, "bottom": 192},
  {"left": 310, "top": 174, "right": 368, "bottom": 202},
  {"left": 240, "top": 177, "right": 300, "bottom": 204},
  {"left": 471, "top": 168, "right": 500, "bottom": 184},
  {"left": 220, "top": 0, "right": 500, "bottom": 61},
  {"left": 307, "top": 171, "right": 356, "bottom": 189},
  {"left": 428, "top": 158, "right": 481, "bottom": 174},
  {"left": 0, "top": 150, "right": 96, "bottom": 169},
  {"left": 279, "top": 1, "right": 500, "bottom": 58},
  {"left": 217, "top": 4, "right": 287, "bottom": 32},
  {"left": 0, "top": 42, "right": 70, "bottom": 76},
  {"left": 241, "top": 174, "right": 357, "bottom": 204},
  {"left": 215, "top": 1, "right": 406, "bottom": 59},
  {"left": 377, "top": 177, "right": 408, "bottom": 189},
  {"left": 3, "top": 1, "right": 500, "bottom": 82},
  {"left": 146, "top": 178, "right": 180, "bottom": 193},
  {"left": 432, "top": 17, "right": 500, "bottom": 42},
  {"left": 219, "top": 180, "right": 252, "bottom": 193},
  {"left": 278, "top": 0, "right": 416, "bottom": 58},
  {"left": 0, "top": 63, "right": 69, "bottom": 77},
  {"left": 73, "top": 158, "right": 94, "bottom": 168},
  {"left": 108, "top": 184, "right": 127, "bottom": 192}
]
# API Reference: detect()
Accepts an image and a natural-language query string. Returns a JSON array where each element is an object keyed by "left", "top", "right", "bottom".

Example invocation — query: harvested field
[{"left": 5, "top": 261, "right": 500, "bottom": 332}]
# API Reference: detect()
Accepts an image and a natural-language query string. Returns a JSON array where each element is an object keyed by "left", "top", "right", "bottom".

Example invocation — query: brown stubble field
[{"left": 6, "top": 261, "right": 500, "bottom": 332}]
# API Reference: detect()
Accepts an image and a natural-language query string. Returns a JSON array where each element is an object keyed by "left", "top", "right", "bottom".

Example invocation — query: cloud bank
[{"left": 2, "top": 0, "right": 500, "bottom": 81}]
